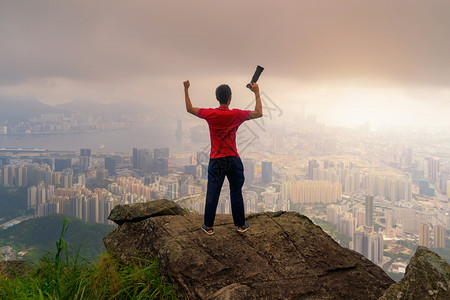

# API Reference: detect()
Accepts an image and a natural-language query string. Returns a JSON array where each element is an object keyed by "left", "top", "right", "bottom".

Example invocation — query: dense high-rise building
[
  {"left": 353, "top": 230, "right": 383, "bottom": 265},
  {"left": 184, "top": 165, "right": 197, "bottom": 177},
  {"left": 427, "top": 157, "right": 440, "bottom": 184},
  {"left": 132, "top": 148, "right": 138, "bottom": 169},
  {"left": 433, "top": 225, "right": 446, "bottom": 248},
  {"left": 55, "top": 158, "right": 72, "bottom": 172},
  {"left": 447, "top": 180, "right": 450, "bottom": 199},
  {"left": 133, "top": 148, "right": 170, "bottom": 175},
  {"left": 365, "top": 195, "right": 374, "bottom": 227},
  {"left": 196, "top": 151, "right": 209, "bottom": 165},
  {"left": 153, "top": 158, "right": 169, "bottom": 176},
  {"left": 17, "top": 166, "right": 27, "bottom": 187},
  {"left": 439, "top": 172, "right": 449, "bottom": 193},
  {"left": 0, "top": 157, "right": 10, "bottom": 167},
  {"left": 283, "top": 180, "right": 342, "bottom": 204},
  {"left": 355, "top": 210, "right": 365, "bottom": 228},
  {"left": 27, "top": 186, "right": 37, "bottom": 209},
  {"left": 419, "top": 179, "right": 435, "bottom": 197},
  {"left": 340, "top": 214, "right": 355, "bottom": 237},
  {"left": 165, "top": 180, "right": 179, "bottom": 200},
  {"left": 308, "top": 160, "right": 319, "bottom": 180},
  {"left": 63, "top": 169, "right": 73, "bottom": 189},
  {"left": 243, "top": 161, "right": 255, "bottom": 185},
  {"left": 154, "top": 147, "right": 169, "bottom": 159},
  {"left": 327, "top": 205, "right": 340, "bottom": 225},
  {"left": 139, "top": 149, "right": 153, "bottom": 172},
  {"left": 353, "top": 231, "right": 369, "bottom": 257},
  {"left": 419, "top": 223, "right": 430, "bottom": 247},
  {"left": 369, "top": 233, "right": 384, "bottom": 265},
  {"left": 80, "top": 149, "right": 91, "bottom": 171},
  {"left": 104, "top": 157, "right": 116, "bottom": 176},
  {"left": 262, "top": 161, "right": 272, "bottom": 184},
  {"left": 32, "top": 158, "right": 53, "bottom": 169}
]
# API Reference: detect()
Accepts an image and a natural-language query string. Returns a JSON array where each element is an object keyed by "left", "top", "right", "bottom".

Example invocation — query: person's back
[
  {"left": 183, "top": 80, "right": 262, "bottom": 235},
  {"left": 198, "top": 107, "right": 250, "bottom": 158}
]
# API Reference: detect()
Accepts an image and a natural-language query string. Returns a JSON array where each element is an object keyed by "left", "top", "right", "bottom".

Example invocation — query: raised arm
[
  {"left": 184, "top": 80, "right": 200, "bottom": 116},
  {"left": 249, "top": 83, "right": 263, "bottom": 119}
]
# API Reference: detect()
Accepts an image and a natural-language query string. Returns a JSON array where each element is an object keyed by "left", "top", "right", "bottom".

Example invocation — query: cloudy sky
[{"left": 1, "top": 0, "right": 450, "bottom": 127}]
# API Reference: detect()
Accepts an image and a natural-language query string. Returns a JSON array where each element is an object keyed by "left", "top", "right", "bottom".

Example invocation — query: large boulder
[
  {"left": 108, "top": 199, "right": 186, "bottom": 225},
  {"left": 379, "top": 246, "right": 450, "bottom": 300},
  {"left": 104, "top": 200, "right": 394, "bottom": 299}
]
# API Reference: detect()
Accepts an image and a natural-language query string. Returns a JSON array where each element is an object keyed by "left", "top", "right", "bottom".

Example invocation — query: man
[{"left": 183, "top": 80, "right": 262, "bottom": 235}]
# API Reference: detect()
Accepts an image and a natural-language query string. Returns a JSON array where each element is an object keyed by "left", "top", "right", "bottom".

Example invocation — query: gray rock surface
[
  {"left": 104, "top": 200, "right": 394, "bottom": 299},
  {"left": 107, "top": 199, "right": 186, "bottom": 225},
  {"left": 379, "top": 246, "right": 450, "bottom": 300}
]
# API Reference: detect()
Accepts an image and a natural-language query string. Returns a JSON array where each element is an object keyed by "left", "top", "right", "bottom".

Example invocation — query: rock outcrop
[
  {"left": 104, "top": 200, "right": 394, "bottom": 299},
  {"left": 379, "top": 246, "right": 450, "bottom": 300},
  {"left": 108, "top": 199, "right": 186, "bottom": 226}
]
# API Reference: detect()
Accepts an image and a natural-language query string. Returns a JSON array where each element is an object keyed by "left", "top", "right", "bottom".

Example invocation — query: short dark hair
[{"left": 215, "top": 84, "right": 232, "bottom": 104}]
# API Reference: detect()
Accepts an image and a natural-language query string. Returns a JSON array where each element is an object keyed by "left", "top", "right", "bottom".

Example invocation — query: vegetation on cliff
[
  {"left": 0, "top": 214, "right": 115, "bottom": 262},
  {"left": 0, "top": 219, "right": 179, "bottom": 299}
]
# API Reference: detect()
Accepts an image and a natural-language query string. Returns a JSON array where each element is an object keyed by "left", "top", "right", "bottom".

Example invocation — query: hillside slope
[{"left": 0, "top": 214, "right": 115, "bottom": 261}]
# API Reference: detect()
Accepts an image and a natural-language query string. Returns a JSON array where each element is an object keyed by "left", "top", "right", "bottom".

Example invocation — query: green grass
[{"left": 0, "top": 219, "right": 181, "bottom": 299}]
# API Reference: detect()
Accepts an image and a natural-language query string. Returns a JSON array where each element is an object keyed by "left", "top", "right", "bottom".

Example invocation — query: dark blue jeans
[{"left": 204, "top": 156, "right": 245, "bottom": 227}]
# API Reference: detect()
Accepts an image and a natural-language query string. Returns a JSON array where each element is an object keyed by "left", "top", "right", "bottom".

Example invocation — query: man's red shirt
[{"left": 198, "top": 107, "right": 251, "bottom": 159}]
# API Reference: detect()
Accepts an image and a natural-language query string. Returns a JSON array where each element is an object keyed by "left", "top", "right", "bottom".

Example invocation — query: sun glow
[{"left": 280, "top": 81, "right": 447, "bottom": 129}]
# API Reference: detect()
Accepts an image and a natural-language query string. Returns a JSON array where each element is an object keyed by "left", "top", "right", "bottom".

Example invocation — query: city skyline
[
  {"left": 1, "top": 1, "right": 450, "bottom": 127},
  {"left": 1, "top": 0, "right": 449, "bottom": 281}
]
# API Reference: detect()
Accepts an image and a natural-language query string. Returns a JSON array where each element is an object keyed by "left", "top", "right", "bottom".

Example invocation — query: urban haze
[{"left": 1, "top": 0, "right": 449, "bottom": 283}]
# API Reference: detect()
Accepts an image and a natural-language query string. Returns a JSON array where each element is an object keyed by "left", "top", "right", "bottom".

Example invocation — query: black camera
[{"left": 246, "top": 65, "right": 264, "bottom": 89}]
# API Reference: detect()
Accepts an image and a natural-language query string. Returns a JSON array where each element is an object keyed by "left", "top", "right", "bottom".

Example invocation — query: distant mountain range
[
  {"left": 0, "top": 97, "right": 147, "bottom": 123},
  {"left": 0, "top": 214, "right": 115, "bottom": 262},
  {"left": 0, "top": 97, "right": 60, "bottom": 123}
]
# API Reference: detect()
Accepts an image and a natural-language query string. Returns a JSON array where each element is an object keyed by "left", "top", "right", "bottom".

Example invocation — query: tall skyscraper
[
  {"left": 433, "top": 225, "right": 446, "bottom": 248},
  {"left": 80, "top": 149, "right": 91, "bottom": 171},
  {"left": 54, "top": 158, "right": 72, "bottom": 172},
  {"left": 154, "top": 158, "right": 169, "bottom": 176},
  {"left": 419, "top": 179, "right": 435, "bottom": 197},
  {"left": 327, "top": 205, "right": 340, "bottom": 225},
  {"left": 419, "top": 223, "right": 430, "bottom": 247},
  {"left": 353, "top": 229, "right": 383, "bottom": 266},
  {"left": 308, "top": 160, "right": 319, "bottom": 180},
  {"left": 427, "top": 157, "right": 440, "bottom": 184},
  {"left": 262, "top": 161, "right": 272, "bottom": 184},
  {"left": 340, "top": 214, "right": 355, "bottom": 238},
  {"left": 154, "top": 147, "right": 169, "bottom": 159},
  {"left": 132, "top": 148, "right": 138, "bottom": 169},
  {"left": 447, "top": 180, "right": 450, "bottom": 199},
  {"left": 243, "top": 161, "right": 255, "bottom": 185},
  {"left": 419, "top": 179, "right": 428, "bottom": 195},
  {"left": 439, "top": 172, "right": 449, "bottom": 193},
  {"left": 369, "top": 233, "right": 384, "bottom": 265},
  {"left": 365, "top": 195, "right": 374, "bottom": 227},
  {"left": 105, "top": 157, "right": 116, "bottom": 176}
]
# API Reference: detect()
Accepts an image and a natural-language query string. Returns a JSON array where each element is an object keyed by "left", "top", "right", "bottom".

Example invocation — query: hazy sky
[{"left": 1, "top": 0, "right": 450, "bottom": 127}]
